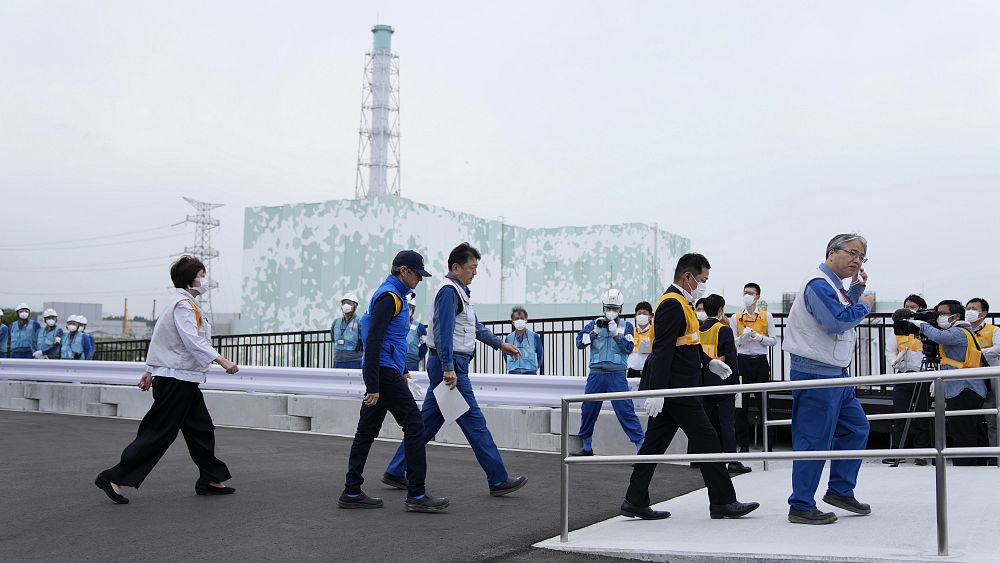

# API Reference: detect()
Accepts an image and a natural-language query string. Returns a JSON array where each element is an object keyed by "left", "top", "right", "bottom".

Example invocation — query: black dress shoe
[
  {"left": 196, "top": 480, "right": 235, "bottom": 495},
  {"left": 570, "top": 448, "right": 594, "bottom": 457},
  {"left": 94, "top": 471, "right": 129, "bottom": 504},
  {"left": 381, "top": 472, "right": 408, "bottom": 490},
  {"left": 620, "top": 501, "right": 670, "bottom": 520},
  {"left": 338, "top": 490, "right": 384, "bottom": 509},
  {"left": 821, "top": 492, "right": 871, "bottom": 515},
  {"left": 788, "top": 507, "right": 837, "bottom": 524},
  {"left": 738, "top": 445, "right": 749, "bottom": 453},
  {"left": 709, "top": 501, "right": 760, "bottom": 519},
  {"left": 728, "top": 462, "right": 752, "bottom": 474},
  {"left": 489, "top": 475, "right": 527, "bottom": 497},
  {"left": 405, "top": 493, "right": 449, "bottom": 513},
  {"left": 914, "top": 458, "right": 929, "bottom": 466}
]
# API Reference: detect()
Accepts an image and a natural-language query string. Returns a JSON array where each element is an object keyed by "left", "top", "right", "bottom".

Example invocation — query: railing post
[
  {"left": 933, "top": 377, "right": 948, "bottom": 556},
  {"left": 762, "top": 390, "right": 770, "bottom": 471},
  {"left": 300, "top": 331, "right": 307, "bottom": 368},
  {"left": 560, "top": 399, "right": 570, "bottom": 543}
]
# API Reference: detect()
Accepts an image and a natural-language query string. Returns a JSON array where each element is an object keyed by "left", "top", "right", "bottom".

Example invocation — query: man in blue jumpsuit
[
  {"left": 404, "top": 297, "right": 428, "bottom": 372},
  {"left": 36, "top": 308, "right": 65, "bottom": 359},
  {"left": 9, "top": 304, "right": 41, "bottom": 359},
  {"left": 783, "top": 234, "right": 875, "bottom": 525},
  {"left": 504, "top": 306, "right": 544, "bottom": 375},
  {"left": 383, "top": 243, "right": 528, "bottom": 497},
  {"left": 79, "top": 316, "right": 95, "bottom": 359},
  {"left": 340, "top": 250, "right": 448, "bottom": 513},
  {"left": 570, "top": 289, "right": 644, "bottom": 456},
  {"left": 61, "top": 317, "right": 87, "bottom": 360},
  {"left": 332, "top": 292, "right": 364, "bottom": 369}
]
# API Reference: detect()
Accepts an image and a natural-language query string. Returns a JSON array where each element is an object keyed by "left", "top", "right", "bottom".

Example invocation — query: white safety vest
[
  {"left": 145, "top": 294, "right": 215, "bottom": 376},
  {"left": 783, "top": 268, "right": 857, "bottom": 368},
  {"left": 425, "top": 278, "right": 478, "bottom": 355}
]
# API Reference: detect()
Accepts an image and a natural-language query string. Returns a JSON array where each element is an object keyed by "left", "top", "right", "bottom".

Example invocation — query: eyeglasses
[{"left": 836, "top": 248, "right": 868, "bottom": 264}]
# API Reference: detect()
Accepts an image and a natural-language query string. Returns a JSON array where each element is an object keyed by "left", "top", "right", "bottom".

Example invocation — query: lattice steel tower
[
  {"left": 178, "top": 197, "right": 222, "bottom": 321},
  {"left": 354, "top": 24, "right": 401, "bottom": 199}
]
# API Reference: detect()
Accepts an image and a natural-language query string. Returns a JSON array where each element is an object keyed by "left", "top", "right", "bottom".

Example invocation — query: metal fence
[
  {"left": 557, "top": 367, "right": 1000, "bottom": 556},
  {"left": 94, "top": 312, "right": 998, "bottom": 379}
]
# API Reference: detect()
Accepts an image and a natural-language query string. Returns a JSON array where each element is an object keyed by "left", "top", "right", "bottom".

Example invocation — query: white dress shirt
[
  {"left": 730, "top": 306, "right": 777, "bottom": 356},
  {"left": 147, "top": 290, "right": 219, "bottom": 383}
]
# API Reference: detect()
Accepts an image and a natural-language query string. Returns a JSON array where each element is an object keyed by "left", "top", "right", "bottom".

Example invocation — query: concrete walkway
[
  {"left": 537, "top": 459, "right": 1000, "bottom": 562},
  {"left": 0, "top": 409, "right": 707, "bottom": 562}
]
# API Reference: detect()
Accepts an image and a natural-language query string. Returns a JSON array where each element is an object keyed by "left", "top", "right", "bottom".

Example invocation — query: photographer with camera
[
  {"left": 883, "top": 294, "right": 932, "bottom": 465},
  {"left": 965, "top": 298, "right": 998, "bottom": 452},
  {"left": 570, "top": 288, "right": 644, "bottom": 456},
  {"left": 908, "top": 299, "right": 989, "bottom": 466}
]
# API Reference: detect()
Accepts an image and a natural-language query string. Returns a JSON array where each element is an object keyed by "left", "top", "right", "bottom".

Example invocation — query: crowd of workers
[{"left": 0, "top": 304, "right": 95, "bottom": 360}]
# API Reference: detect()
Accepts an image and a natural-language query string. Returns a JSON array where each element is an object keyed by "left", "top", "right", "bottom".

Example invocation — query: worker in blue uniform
[
  {"left": 383, "top": 243, "right": 528, "bottom": 497},
  {"left": 783, "top": 234, "right": 875, "bottom": 525},
  {"left": 332, "top": 292, "right": 364, "bottom": 369},
  {"left": 504, "top": 306, "right": 544, "bottom": 375},
  {"left": 9, "top": 304, "right": 41, "bottom": 359},
  {"left": 61, "top": 317, "right": 87, "bottom": 360},
  {"left": 570, "top": 288, "right": 644, "bottom": 456},
  {"left": 404, "top": 296, "right": 428, "bottom": 372},
  {"left": 35, "top": 308, "right": 64, "bottom": 359},
  {"left": 0, "top": 312, "right": 9, "bottom": 358},
  {"left": 79, "top": 316, "right": 96, "bottom": 359}
]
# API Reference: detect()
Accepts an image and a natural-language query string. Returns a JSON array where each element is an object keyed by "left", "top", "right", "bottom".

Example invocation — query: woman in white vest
[
  {"left": 784, "top": 234, "right": 875, "bottom": 525},
  {"left": 95, "top": 256, "right": 240, "bottom": 504}
]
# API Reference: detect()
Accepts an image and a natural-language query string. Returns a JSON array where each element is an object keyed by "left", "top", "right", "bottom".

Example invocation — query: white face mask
[
  {"left": 67, "top": 324, "right": 79, "bottom": 332},
  {"left": 194, "top": 277, "right": 210, "bottom": 295},
  {"left": 695, "top": 311, "right": 708, "bottom": 322},
  {"left": 743, "top": 293, "right": 757, "bottom": 308},
  {"left": 635, "top": 314, "right": 650, "bottom": 327},
  {"left": 686, "top": 276, "right": 706, "bottom": 301},
  {"left": 341, "top": 303, "right": 354, "bottom": 314},
  {"left": 513, "top": 319, "right": 527, "bottom": 331},
  {"left": 45, "top": 319, "right": 56, "bottom": 327},
  {"left": 18, "top": 311, "right": 29, "bottom": 320},
  {"left": 604, "top": 310, "right": 619, "bottom": 321},
  {"left": 965, "top": 310, "right": 982, "bottom": 324},
  {"left": 937, "top": 315, "right": 953, "bottom": 329}
]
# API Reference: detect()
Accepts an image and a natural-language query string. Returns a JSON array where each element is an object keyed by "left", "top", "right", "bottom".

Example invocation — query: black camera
[
  {"left": 891, "top": 308, "right": 937, "bottom": 337},
  {"left": 595, "top": 318, "right": 610, "bottom": 329}
]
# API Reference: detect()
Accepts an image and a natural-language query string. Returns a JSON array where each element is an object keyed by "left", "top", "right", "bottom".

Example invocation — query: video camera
[
  {"left": 595, "top": 318, "right": 610, "bottom": 329},
  {"left": 891, "top": 308, "right": 941, "bottom": 365}
]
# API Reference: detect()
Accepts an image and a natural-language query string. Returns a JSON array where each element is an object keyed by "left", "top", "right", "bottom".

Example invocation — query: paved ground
[{"left": 0, "top": 410, "right": 710, "bottom": 562}]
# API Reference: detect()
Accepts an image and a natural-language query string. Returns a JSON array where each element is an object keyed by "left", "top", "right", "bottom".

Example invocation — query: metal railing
[{"left": 558, "top": 367, "right": 1000, "bottom": 556}]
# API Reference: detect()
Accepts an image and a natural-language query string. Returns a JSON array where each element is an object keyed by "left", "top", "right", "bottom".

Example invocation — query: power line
[
  {"left": 0, "top": 224, "right": 183, "bottom": 249},
  {"left": 7, "top": 256, "right": 171, "bottom": 273},
  {"left": 10, "top": 263, "right": 165, "bottom": 274},
  {"left": 0, "top": 287, "right": 174, "bottom": 296},
  {"left": 0, "top": 232, "right": 188, "bottom": 252}
]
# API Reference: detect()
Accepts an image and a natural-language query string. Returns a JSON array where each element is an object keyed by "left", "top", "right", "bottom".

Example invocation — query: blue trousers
[
  {"left": 788, "top": 369, "right": 870, "bottom": 511},
  {"left": 578, "top": 369, "right": 644, "bottom": 445},
  {"left": 10, "top": 349, "right": 33, "bottom": 359},
  {"left": 386, "top": 352, "right": 509, "bottom": 486},
  {"left": 333, "top": 359, "right": 363, "bottom": 369}
]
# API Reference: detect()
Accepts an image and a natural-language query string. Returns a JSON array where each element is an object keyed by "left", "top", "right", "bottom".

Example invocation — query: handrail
[{"left": 558, "top": 366, "right": 1000, "bottom": 557}]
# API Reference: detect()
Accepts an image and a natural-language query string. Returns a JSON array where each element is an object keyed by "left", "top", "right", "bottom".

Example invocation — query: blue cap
[{"left": 392, "top": 250, "right": 432, "bottom": 277}]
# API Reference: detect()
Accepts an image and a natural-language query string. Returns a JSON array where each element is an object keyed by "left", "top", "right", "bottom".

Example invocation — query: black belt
[{"left": 739, "top": 354, "right": 768, "bottom": 359}]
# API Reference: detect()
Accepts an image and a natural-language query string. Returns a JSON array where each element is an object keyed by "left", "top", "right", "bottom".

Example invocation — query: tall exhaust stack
[{"left": 355, "top": 24, "right": 401, "bottom": 199}]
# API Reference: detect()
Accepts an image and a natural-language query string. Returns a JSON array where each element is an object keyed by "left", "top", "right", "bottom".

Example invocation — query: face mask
[
  {"left": 965, "top": 310, "right": 982, "bottom": 324},
  {"left": 194, "top": 277, "right": 210, "bottom": 294},
  {"left": 18, "top": 311, "right": 29, "bottom": 320},
  {"left": 695, "top": 311, "right": 708, "bottom": 322},
  {"left": 937, "top": 315, "right": 953, "bottom": 329},
  {"left": 635, "top": 314, "right": 650, "bottom": 327},
  {"left": 513, "top": 319, "right": 527, "bottom": 331},
  {"left": 67, "top": 324, "right": 79, "bottom": 332},
  {"left": 687, "top": 276, "right": 706, "bottom": 300},
  {"left": 605, "top": 310, "right": 619, "bottom": 321},
  {"left": 341, "top": 303, "right": 354, "bottom": 314},
  {"left": 45, "top": 319, "right": 56, "bottom": 327},
  {"left": 743, "top": 293, "right": 757, "bottom": 307}
]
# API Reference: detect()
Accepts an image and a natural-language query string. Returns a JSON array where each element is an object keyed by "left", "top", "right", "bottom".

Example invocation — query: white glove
[
  {"left": 750, "top": 331, "right": 764, "bottom": 343},
  {"left": 708, "top": 359, "right": 732, "bottom": 379},
  {"left": 608, "top": 321, "right": 618, "bottom": 335},
  {"left": 581, "top": 333, "right": 592, "bottom": 345},
  {"left": 32, "top": 350, "right": 43, "bottom": 359},
  {"left": 891, "top": 349, "right": 907, "bottom": 370},
  {"left": 407, "top": 378, "right": 424, "bottom": 399},
  {"left": 908, "top": 319, "right": 926, "bottom": 328},
  {"left": 742, "top": 327, "right": 752, "bottom": 336},
  {"left": 419, "top": 335, "right": 427, "bottom": 344},
  {"left": 645, "top": 397, "right": 664, "bottom": 418}
]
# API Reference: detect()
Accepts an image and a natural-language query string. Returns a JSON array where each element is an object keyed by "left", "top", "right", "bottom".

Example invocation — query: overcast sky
[{"left": 2, "top": 1, "right": 999, "bottom": 320}]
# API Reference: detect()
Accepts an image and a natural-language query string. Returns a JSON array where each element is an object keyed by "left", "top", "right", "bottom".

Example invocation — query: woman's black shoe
[
  {"left": 94, "top": 471, "right": 129, "bottom": 504},
  {"left": 196, "top": 480, "right": 235, "bottom": 496}
]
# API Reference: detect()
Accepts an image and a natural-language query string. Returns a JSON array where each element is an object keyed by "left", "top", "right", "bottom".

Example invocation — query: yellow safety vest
[
  {"left": 735, "top": 309, "right": 769, "bottom": 337},
  {"left": 699, "top": 322, "right": 726, "bottom": 361},
  {"left": 939, "top": 328, "right": 983, "bottom": 369},
  {"left": 896, "top": 334, "right": 922, "bottom": 353},
  {"left": 974, "top": 324, "right": 996, "bottom": 350},
  {"left": 656, "top": 292, "right": 700, "bottom": 347},
  {"left": 633, "top": 323, "right": 655, "bottom": 354}
]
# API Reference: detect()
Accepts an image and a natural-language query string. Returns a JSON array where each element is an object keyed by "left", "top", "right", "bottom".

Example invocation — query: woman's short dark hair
[
  {"left": 171, "top": 255, "right": 205, "bottom": 289},
  {"left": 904, "top": 294, "right": 927, "bottom": 309},
  {"left": 448, "top": 242, "right": 481, "bottom": 270}
]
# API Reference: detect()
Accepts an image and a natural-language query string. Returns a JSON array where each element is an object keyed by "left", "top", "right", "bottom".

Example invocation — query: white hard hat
[
  {"left": 15, "top": 303, "right": 30, "bottom": 312},
  {"left": 68, "top": 315, "right": 80, "bottom": 324},
  {"left": 79, "top": 316, "right": 89, "bottom": 325},
  {"left": 341, "top": 292, "right": 360, "bottom": 305},
  {"left": 43, "top": 308, "right": 58, "bottom": 318},
  {"left": 601, "top": 288, "right": 625, "bottom": 308}
]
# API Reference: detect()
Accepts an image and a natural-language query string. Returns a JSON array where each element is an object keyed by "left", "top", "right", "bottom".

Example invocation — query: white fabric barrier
[{"left": 0, "top": 359, "right": 639, "bottom": 408}]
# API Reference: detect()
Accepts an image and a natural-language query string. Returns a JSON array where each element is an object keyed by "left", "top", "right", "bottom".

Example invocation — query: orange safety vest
[
  {"left": 973, "top": 324, "right": 996, "bottom": 350},
  {"left": 896, "top": 334, "right": 922, "bottom": 353},
  {"left": 939, "top": 328, "right": 983, "bottom": 369},
  {"left": 735, "top": 309, "right": 769, "bottom": 337},
  {"left": 633, "top": 323, "right": 655, "bottom": 354},
  {"left": 699, "top": 321, "right": 726, "bottom": 361},
  {"left": 656, "top": 292, "right": 700, "bottom": 347}
]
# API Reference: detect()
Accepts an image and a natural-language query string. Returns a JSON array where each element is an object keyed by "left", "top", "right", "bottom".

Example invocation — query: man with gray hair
[{"left": 783, "top": 234, "right": 875, "bottom": 525}]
